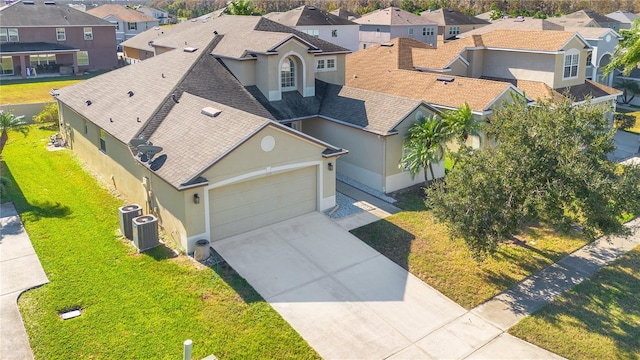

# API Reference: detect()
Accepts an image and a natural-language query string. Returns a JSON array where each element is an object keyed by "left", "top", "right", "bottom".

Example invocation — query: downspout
[{"left": 380, "top": 134, "right": 387, "bottom": 193}]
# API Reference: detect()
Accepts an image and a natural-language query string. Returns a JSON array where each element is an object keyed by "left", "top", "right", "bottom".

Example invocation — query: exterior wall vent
[
  {"left": 437, "top": 76, "right": 454, "bottom": 83},
  {"left": 183, "top": 47, "right": 198, "bottom": 53},
  {"left": 201, "top": 107, "right": 222, "bottom": 117}
]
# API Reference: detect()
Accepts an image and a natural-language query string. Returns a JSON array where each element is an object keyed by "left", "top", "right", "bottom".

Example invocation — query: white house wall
[{"left": 294, "top": 24, "right": 359, "bottom": 52}]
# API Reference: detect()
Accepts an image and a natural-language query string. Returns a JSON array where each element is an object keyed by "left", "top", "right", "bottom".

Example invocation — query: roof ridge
[{"left": 134, "top": 35, "right": 224, "bottom": 142}]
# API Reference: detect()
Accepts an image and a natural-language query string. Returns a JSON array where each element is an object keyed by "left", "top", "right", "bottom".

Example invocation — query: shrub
[{"left": 33, "top": 103, "right": 58, "bottom": 124}]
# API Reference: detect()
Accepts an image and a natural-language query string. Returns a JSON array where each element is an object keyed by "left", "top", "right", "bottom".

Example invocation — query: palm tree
[
  {"left": 442, "top": 103, "right": 481, "bottom": 170},
  {"left": 223, "top": 0, "right": 260, "bottom": 15},
  {"left": 0, "top": 110, "right": 28, "bottom": 156},
  {"left": 399, "top": 115, "right": 449, "bottom": 186},
  {"left": 615, "top": 79, "right": 640, "bottom": 105}
]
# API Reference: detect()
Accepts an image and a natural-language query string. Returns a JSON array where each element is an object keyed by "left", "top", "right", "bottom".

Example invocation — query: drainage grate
[{"left": 59, "top": 309, "right": 82, "bottom": 320}]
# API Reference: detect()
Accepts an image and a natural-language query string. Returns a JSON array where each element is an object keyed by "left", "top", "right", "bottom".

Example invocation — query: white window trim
[
  {"left": 7, "top": 28, "right": 18, "bottom": 42},
  {"left": 56, "top": 28, "right": 66, "bottom": 41},
  {"left": 84, "top": 27, "right": 93, "bottom": 40},
  {"left": 408, "top": 28, "right": 414, "bottom": 35},
  {"left": 77, "top": 51, "right": 89, "bottom": 66},
  {"left": 563, "top": 49, "right": 580, "bottom": 80},
  {"left": 0, "top": 29, "right": 7, "bottom": 42},
  {"left": 315, "top": 56, "right": 337, "bottom": 73}
]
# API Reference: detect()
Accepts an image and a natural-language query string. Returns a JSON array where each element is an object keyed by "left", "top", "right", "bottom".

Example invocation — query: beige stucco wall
[
  {"left": 58, "top": 102, "right": 191, "bottom": 251},
  {"left": 254, "top": 39, "right": 317, "bottom": 101},
  {"left": 465, "top": 48, "right": 485, "bottom": 78},
  {"left": 201, "top": 123, "right": 335, "bottom": 203},
  {"left": 552, "top": 36, "right": 589, "bottom": 89},
  {"left": 481, "top": 50, "right": 556, "bottom": 87},
  {"left": 220, "top": 58, "right": 256, "bottom": 86},
  {"left": 302, "top": 117, "right": 385, "bottom": 191},
  {"left": 314, "top": 54, "right": 346, "bottom": 86},
  {"left": 447, "top": 58, "right": 468, "bottom": 77}
]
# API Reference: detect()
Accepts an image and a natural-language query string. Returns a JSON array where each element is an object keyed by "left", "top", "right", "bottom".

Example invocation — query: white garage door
[{"left": 209, "top": 166, "right": 317, "bottom": 241}]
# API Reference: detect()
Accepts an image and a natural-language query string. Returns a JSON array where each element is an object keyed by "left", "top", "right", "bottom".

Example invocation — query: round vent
[
  {"left": 122, "top": 205, "right": 139, "bottom": 211},
  {"left": 136, "top": 215, "right": 155, "bottom": 223}
]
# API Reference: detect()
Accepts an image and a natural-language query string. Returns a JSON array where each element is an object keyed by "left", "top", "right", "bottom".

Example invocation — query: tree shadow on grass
[
  {"left": 1, "top": 161, "right": 72, "bottom": 224},
  {"left": 350, "top": 219, "right": 415, "bottom": 271},
  {"left": 512, "top": 249, "right": 640, "bottom": 357}
]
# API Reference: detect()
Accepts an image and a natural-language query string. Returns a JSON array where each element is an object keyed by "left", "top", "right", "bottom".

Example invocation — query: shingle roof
[
  {"left": 420, "top": 8, "right": 490, "bottom": 26},
  {"left": 121, "top": 15, "right": 349, "bottom": 58},
  {"left": 346, "top": 44, "right": 516, "bottom": 112},
  {"left": 0, "top": 0, "right": 113, "bottom": 27},
  {"left": 547, "top": 10, "right": 619, "bottom": 28},
  {"left": 354, "top": 7, "right": 437, "bottom": 26},
  {"left": 87, "top": 4, "right": 158, "bottom": 23},
  {"left": 265, "top": 5, "right": 356, "bottom": 26},
  {"left": 147, "top": 92, "right": 269, "bottom": 187},
  {"left": 468, "top": 30, "right": 578, "bottom": 51},
  {"left": 606, "top": 10, "right": 639, "bottom": 24},
  {"left": 319, "top": 84, "right": 431, "bottom": 134},
  {"left": 556, "top": 79, "right": 622, "bottom": 101},
  {"left": 564, "top": 26, "right": 619, "bottom": 40},
  {"left": 246, "top": 84, "right": 323, "bottom": 121},
  {"left": 480, "top": 76, "right": 565, "bottom": 102},
  {"left": 329, "top": 9, "right": 360, "bottom": 20},
  {"left": 458, "top": 18, "right": 565, "bottom": 36}
]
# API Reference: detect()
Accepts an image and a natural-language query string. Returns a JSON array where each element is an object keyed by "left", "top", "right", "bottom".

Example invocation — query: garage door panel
[{"left": 210, "top": 167, "right": 317, "bottom": 241}]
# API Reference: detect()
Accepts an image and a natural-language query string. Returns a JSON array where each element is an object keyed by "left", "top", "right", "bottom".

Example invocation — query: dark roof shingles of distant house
[
  {"left": 420, "top": 8, "right": 490, "bottom": 26},
  {"left": 0, "top": 0, "right": 113, "bottom": 27},
  {"left": 266, "top": 5, "right": 357, "bottom": 26},
  {"left": 0, "top": 42, "right": 78, "bottom": 52}
]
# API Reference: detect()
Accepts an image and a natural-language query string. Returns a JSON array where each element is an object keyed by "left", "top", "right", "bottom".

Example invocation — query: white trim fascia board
[
  {"left": 571, "top": 94, "right": 620, "bottom": 106},
  {"left": 314, "top": 50, "right": 351, "bottom": 55},
  {"left": 268, "top": 34, "right": 319, "bottom": 53},
  {"left": 316, "top": 115, "right": 392, "bottom": 136},
  {"left": 267, "top": 119, "right": 346, "bottom": 152},
  {"left": 177, "top": 181, "right": 209, "bottom": 190},
  {"left": 181, "top": 122, "right": 269, "bottom": 186},
  {"left": 485, "top": 47, "right": 562, "bottom": 54},
  {"left": 414, "top": 67, "right": 452, "bottom": 72},
  {"left": 388, "top": 101, "right": 443, "bottom": 132},
  {"left": 1, "top": 49, "right": 79, "bottom": 55},
  {"left": 9, "top": 24, "right": 116, "bottom": 28},
  {"left": 484, "top": 84, "right": 531, "bottom": 111},
  {"left": 561, "top": 32, "right": 591, "bottom": 51},
  {"left": 446, "top": 55, "right": 469, "bottom": 67}
]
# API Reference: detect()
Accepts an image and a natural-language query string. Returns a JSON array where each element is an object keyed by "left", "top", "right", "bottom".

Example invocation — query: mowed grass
[
  {"left": 1, "top": 127, "right": 319, "bottom": 359},
  {"left": 351, "top": 190, "right": 589, "bottom": 309},
  {"left": 510, "top": 246, "right": 640, "bottom": 359},
  {"left": 617, "top": 109, "right": 640, "bottom": 134},
  {"left": 0, "top": 79, "right": 84, "bottom": 104}
]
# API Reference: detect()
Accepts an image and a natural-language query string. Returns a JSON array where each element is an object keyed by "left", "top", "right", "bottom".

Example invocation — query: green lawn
[
  {"left": 617, "top": 109, "right": 640, "bottom": 134},
  {"left": 351, "top": 190, "right": 589, "bottom": 309},
  {"left": 1, "top": 127, "right": 318, "bottom": 359},
  {"left": 509, "top": 246, "right": 640, "bottom": 359},
  {"left": 0, "top": 71, "right": 110, "bottom": 104}
]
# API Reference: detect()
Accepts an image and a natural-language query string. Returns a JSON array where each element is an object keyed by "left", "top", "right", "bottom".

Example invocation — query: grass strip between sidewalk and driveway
[
  {"left": 509, "top": 246, "right": 640, "bottom": 359},
  {"left": 1, "top": 127, "right": 319, "bottom": 359},
  {"left": 350, "top": 189, "right": 590, "bottom": 310}
]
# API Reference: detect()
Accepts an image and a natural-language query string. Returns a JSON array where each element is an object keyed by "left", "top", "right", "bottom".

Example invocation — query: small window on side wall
[
  {"left": 99, "top": 129, "right": 107, "bottom": 153},
  {"left": 331, "top": 29, "right": 337, "bottom": 37}
]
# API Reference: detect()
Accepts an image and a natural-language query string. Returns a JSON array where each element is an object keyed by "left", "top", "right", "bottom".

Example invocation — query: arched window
[{"left": 281, "top": 57, "right": 295, "bottom": 91}]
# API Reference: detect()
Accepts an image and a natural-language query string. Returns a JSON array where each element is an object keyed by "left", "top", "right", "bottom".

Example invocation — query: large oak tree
[{"left": 427, "top": 96, "right": 640, "bottom": 258}]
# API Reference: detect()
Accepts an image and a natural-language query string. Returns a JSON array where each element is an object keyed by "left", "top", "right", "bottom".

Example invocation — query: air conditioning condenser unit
[{"left": 132, "top": 214, "right": 159, "bottom": 252}]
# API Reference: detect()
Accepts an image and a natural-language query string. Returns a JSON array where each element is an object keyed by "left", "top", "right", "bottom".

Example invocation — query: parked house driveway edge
[{"left": 211, "top": 212, "right": 561, "bottom": 359}]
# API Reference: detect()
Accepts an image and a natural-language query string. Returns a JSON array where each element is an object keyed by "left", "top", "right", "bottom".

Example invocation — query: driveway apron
[{"left": 211, "top": 212, "right": 559, "bottom": 359}]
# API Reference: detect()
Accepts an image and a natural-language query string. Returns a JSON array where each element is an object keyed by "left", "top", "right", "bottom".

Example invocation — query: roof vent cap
[
  {"left": 437, "top": 76, "right": 454, "bottom": 83},
  {"left": 201, "top": 107, "right": 222, "bottom": 117},
  {"left": 23, "top": 0, "right": 34, "bottom": 4},
  {"left": 183, "top": 47, "right": 198, "bottom": 53},
  {"left": 44, "top": 1, "right": 55, "bottom": 4},
  {"left": 380, "top": 42, "right": 394, "bottom": 47}
]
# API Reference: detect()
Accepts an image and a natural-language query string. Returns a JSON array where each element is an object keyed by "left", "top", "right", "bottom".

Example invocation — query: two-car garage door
[{"left": 209, "top": 166, "right": 317, "bottom": 241}]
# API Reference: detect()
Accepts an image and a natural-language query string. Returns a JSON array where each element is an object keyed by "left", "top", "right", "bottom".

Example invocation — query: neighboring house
[
  {"left": 419, "top": 8, "right": 490, "bottom": 41},
  {"left": 459, "top": 18, "right": 621, "bottom": 86},
  {"left": 411, "top": 29, "right": 621, "bottom": 107},
  {"left": 0, "top": 0, "right": 117, "bottom": 78},
  {"left": 547, "top": 10, "right": 622, "bottom": 31},
  {"left": 354, "top": 7, "right": 438, "bottom": 49},
  {"left": 87, "top": 4, "right": 159, "bottom": 48},
  {"left": 605, "top": 10, "right": 638, "bottom": 30},
  {"left": 329, "top": 8, "right": 360, "bottom": 21},
  {"left": 614, "top": 67, "right": 640, "bottom": 106},
  {"left": 57, "top": 15, "right": 448, "bottom": 253},
  {"left": 137, "top": 6, "right": 170, "bottom": 26},
  {"left": 265, "top": 5, "right": 359, "bottom": 52}
]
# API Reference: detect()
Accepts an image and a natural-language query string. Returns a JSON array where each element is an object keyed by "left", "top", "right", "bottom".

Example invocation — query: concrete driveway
[
  {"left": 211, "top": 212, "right": 561, "bottom": 359},
  {"left": 610, "top": 129, "right": 639, "bottom": 162}
]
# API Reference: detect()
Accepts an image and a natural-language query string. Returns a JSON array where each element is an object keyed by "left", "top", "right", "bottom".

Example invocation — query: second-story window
[
  {"left": 375, "top": 28, "right": 380, "bottom": 38},
  {"left": 84, "top": 27, "right": 93, "bottom": 40},
  {"left": 408, "top": 28, "right": 414, "bottom": 35},
  {"left": 56, "top": 28, "right": 66, "bottom": 41},
  {"left": 448, "top": 26, "right": 460, "bottom": 35},
  {"left": 563, "top": 51, "right": 579, "bottom": 79},
  {"left": 0, "top": 29, "right": 7, "bottom": 42},
  {"left": 7, "top": 28, "right": 19, "bottom": 42},
  {"left": 331, "top": 29, "right": 337, "bottom": 37},
  {"left": 586, "top": 53, "right": 592, "bottom": 66},
  {"left": 128, "top": 22, "right": 137, "bottom": 31},
  {"left": 281, "top": 57, "right": 295, "bottom": 91}
]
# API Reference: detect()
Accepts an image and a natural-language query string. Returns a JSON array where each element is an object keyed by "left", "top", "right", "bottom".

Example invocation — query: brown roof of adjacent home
[
  {"left": 354, "top": 7, "right": 437, "bottom": 26},
  {"left": 87, "top": 4, "right": 158, "bottom": 23},
  {"left": 0, "top": 0, "right": 113, "bottom": 27}
]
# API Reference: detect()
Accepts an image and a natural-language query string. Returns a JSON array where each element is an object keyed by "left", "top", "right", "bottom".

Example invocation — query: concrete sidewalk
[
  {"left": 1, "top": 202, "right": 49, "bottom": 360},
  {"left": 333, "top": 181, "right": 401, "bottom": 231},
  {"left": 472, "top": 218, "right": 640, "bottom": 331}
]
